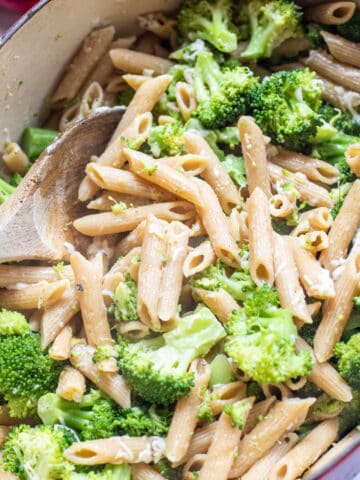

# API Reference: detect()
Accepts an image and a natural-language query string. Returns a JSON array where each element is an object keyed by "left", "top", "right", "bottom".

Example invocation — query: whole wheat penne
[
  {"left": 261, "top": 383, "right": 292, "bottom": 400},
  {"left": 229, "top": 398, "right": 316, "bottom": 478},
  {"left": 88, "top": 192, "right": 151, "bottom": 211},
  {"left": 79, "top": 81, "right": 104, "bottom": 118},
  {"left": 0, "top": 279, "right": 69, "bottom": 310},
  {"left": 110, "top": 48, "right": 173, "bottom": 75},
  {"left": 56, "top": 365, "right": 86, "bottom": 403},
  {"left": 70, "top": 343, "right": 131, "bottom": 408},
  {"left": 74, "top": 201, "right": 195, "bottom": 236},
  {"left": 195, "top": 179, "right": 240, "bottom": 267},
  {"left": 51, "top": 26, "right": 115, "bottom": 106},
  {"left": 198, "top": 398, "right": 254, "bottom": 480},
  {"left": 166, "top": 360, "right": 210, "bottom": 464},
  {"left": 0, "top": 264, "right": 74, "bottom": 287},
  {"left": 299, "top": 230, "right": 329, "bottom": 254},
  {"left": 208, "top": 381, "right": 247, "bottom": 417},
  {"left": 322, "top": 30, "right": 360, "bottom": 69},
  {"left": 296, "top": 207, "right": 333, "bottom": 233},
  {"left": 273, "top": 233, "right": 312, "bottom": 323},
  {"left": 115, "top": 222, "right": 146, "bottom": 258},
  {"left": 115, "top": 320, "right": 150, "bottom": 340},
  {"left": 248, "top": 187, "right": 274, "bottom": 287},
  {"left": 123, "top": 73, "right": 148, "bottom": 90},
  {"left": 244, "top": 396, "right": 277, "bottom": 434},
  {"left": 160, "top": 154, "right": 208, "bottom": 177},
  {"left": 272, "top": 149, "right": 340, "bottom": 185},
  {"left": 285, "top": 376, "right": 308, "bottom": 391},
  {"left": 346, "top": 143, "right": 360, "bottom": 177},
  {"left": 227, "top": 208, "right": 242, "bottom": 242},
  {"left": 87, "top": 235, "right": 118, "bottom": 271},
  {"left": 296, "top": 337, "right": 353, "bottom": 402},
  {"left": 158, "top": 221, "right": 190, "bottom": 322},
  {"left": 2, "top": 142, "right": 30, "bottom": 175},
  {"left": 183, "top": 241, "right": 216, "bottom": 277},
  {"left": 270, "top": 194, "right": 295, "bottom": 218},
  {"left": 304, "top": 49, "right": 360, "bottom": 94},
  {"left": 70, "top": 252, "right": 111, "bottom": 346},
  {"left": 192, "top": 287, "right": 239, "bottom": 323},
  {"left": 64, "top": 435, "right": 165, "bottom": 465},
  {"left": 290, "top": 238, "right": 335, "bottom": 299},
  {"left": 307, "top": 301, "right": 322, "bottom": 318},
  {"left": 59, "top": 102, "right": 81, "bottom": 131},
  {"left": 242, "top": 432, "right": 299, "bottom": 480},
  {"left": 125, "top": 148, "right": 203, "bottom": 206},
  {"left": 238, "top": 116, "right": 271, "bottom": 197},
  {"left": 305, "top": 2, "right": 355, "bottom": 25},
  {"left": 177, "top": 423, "right": 218, "bottom": 466},
  {"left": 183, "top": 132, "right": 242, "bottom": 214},
  {"left": 318, "top": 74, "right": 360, "bottom": 113},
  {"left": 268, "top": 162, "right": 332, "bottom": 207},
  {"left": 132, "top": 463, "right": 166, "bottom": 480},
  {"left": 183, "top": 454, "right": 207, "bottom": 480},
  {"left": 273, "top": 37, "right": 311, "bottom": 56},
  {"left": 49, "top": 325, "right": 73, "bottom": 361},
  {"left": 176, "top": 82, "right": 197, "bottom": 121},
  {"left": 270, "top": 418, "right": 339, "bottom": 480}
]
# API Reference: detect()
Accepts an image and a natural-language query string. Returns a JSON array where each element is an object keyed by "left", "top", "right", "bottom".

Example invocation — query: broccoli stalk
[
  {"left": 224, "top": 286, "right": 313, "bottom": 384},
  {"left": 334, "top": 333, "right": 360, "bottom": 390},
  {"left": 118, "top": 304, "right": 226, "bottom": 404},
  {"left": 0, "top": 178, "right": 15, "bottom": 204},
  {"left": 177, "top": 0, "right": 238, "bottom": 53},
  {"left": 108, "top": 274, "right": 138, "bottom": 322},
  {"left": 221, "top": 154, "right": 247, "bottom": 187},
  {"left": 0, "top": 309, "right": 31, "bottom": 336},
  {"left": 194, "top": 51, "right": 258, "bottom": 129},
  {"left": 238, "top": 0, "right": 304, "bottom": 60}
]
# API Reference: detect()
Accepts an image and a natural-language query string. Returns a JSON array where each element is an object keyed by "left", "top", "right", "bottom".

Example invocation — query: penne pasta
[
  {"left": 183, "top": 241, "right": 215, "bottom": 277},
  {"left": 2, "top": 142, "right": 30, "bottom": 175},
  {"left": 110, "top": 48, "right": 173, "bottom": 75},
  {"left": 244, "top": 396, "right": 277, "bottom": 434},
  {"left": 0, "top": 264, "right": 74, "bottom": 287},
  {"left": 192, "top": 287, "right": 239, "bottom": 323},
  {"left": 322, "top": 30, "right": 360, "bottom": 69},
  {"left": 49, "top": 325, "right": 73, "bottom": 361},
  {"left": 137, "top": 12, "right": 177, "bottom": 47},
  {"left": 160, "top": 154, "right": 208, "bottom": 177},
  {"left": 132, "top": 463, "right": 166, "bottom": 480},
  {"left": 176, "top": 82, "right": 197, "bottom": 121},
  {"left": 346, "top": 143, "right": 360, "bottom": 177},
  {"left": 88, "top": 192, "right": 151, "bottom": 212},
  {"left": 298, "top": 230, "right": 329, "bottom": 254},
  {"left": 56, "top": 365, "right": 86, "bottom": 402},
  {"left": 304, "top": 2, "right": 355, "bottom": 25},
  {"left": 178, "top": 423, "right": 218, "bottom": 466}
]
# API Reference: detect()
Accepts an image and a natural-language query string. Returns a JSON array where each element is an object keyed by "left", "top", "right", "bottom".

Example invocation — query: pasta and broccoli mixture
[{"left": 1, "top": 0, "right": 360, "bottom": 479}]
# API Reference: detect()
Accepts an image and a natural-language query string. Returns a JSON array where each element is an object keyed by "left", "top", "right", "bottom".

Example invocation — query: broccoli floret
[
  {"left": 118, "top": 305, "right": 226, "bottom": 405},
  {"left": 197, "top": 387, "right": 219, "bottom": 422},
  {"left": 337, "top": 10, "right": 360, "bottom": 42},
  {"left": 221, "top": 154, "right": 247, "bottom": 187},
  {"left": 237, "top": 0, "right": 303, "bottom": 60},
  {"left": 154, "top": 459, "right": 183, "bottom": 480},
  {"left": 194, "top": 51, "right": 259, "bottom": 129},
  {"left": 330, "top": 182, "right": 352, "bottom": 218},
  {"left": 93, "top": 344, "right": 119, "bottom": 364},
  {"left": 67, "top": 465, "right": 132, "bottom": 480},
  {"left": 223, "top": 400, "right": 252, "bottom": 428},
  {"left": 117, "top": 87, "right": 135, "bottom": 107},
  {"left": 177, "top": 0, "right": 238, "bottom": 53},
  {"left": 339, "top": 390, "right": 360, "bottom": 436},
  {"left": 224, "top": 285, "right": 313, "bottom": 384},
  {"left": 191, "top": 259, "right": 256, "bottom": 302},
  {"left": 2, "top": 424, "right": 75, "bottom": 480},
  {"left": 0, "top": 332, "right": 62, "bottom": 418},
  {"left": 299, "top": 323, "right": 318, "bottom": 348},
  {"left": 305, "top": 23, "right": 325, "bottom": 49},
  {"left": 309, "top": 394, "right": 345, "bottom": 421},
  {"left": 334, "top": 333, "right": 360, "bottom": 391},
  {"left": 246, "top": 381, "right": 265, "bottom": 401},
  {"left": 0, "top": 309, "right": 31, "bottom": 336},
  {"left": 0, "top": 177, "right": 16, "bottom": 205},
  {"left": 319, "top": 103, "right": 360, "bottom": 137},
  {"left": 155, "top": 65, "right": 188, "bottom": 120},
  {"left": 250, "top": 68, "right": 323, "bottom": 151},
  {"left": 170, "top": 39, "right": 223, "bottom": 65},
  {"left": 116, "top": 404, "right": 171, "bottom": 437},
  {"left": 148, "top": 121, "right": 185, "bottom": 158},
  {"left": 108, "top": 274, "right": 138, "bottom": 322}
]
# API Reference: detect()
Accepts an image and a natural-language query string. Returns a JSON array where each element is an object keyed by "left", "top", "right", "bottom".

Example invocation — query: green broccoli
[
  {"left": 177, "top": 0, "right": 238, "bottom": 53},
  {"left": 170, "top": 39, "right": 221, "bottom": 65},
  {"left": 221, "top": 154, "right": 247, "bottom": 187},
  {"left": 148, "top": 121, "right": 185, "bottom": 158},
  {"left": 193, "top": 51, "right": 259, "bottom": 129},
  {"left": 330, "top": 182, "right": 352, "bottom": 218},
  {"left": 191, "top": 259, "right": 256, "bottom": 303},
  {"left": 224, "top": 285, "right": 313, "bottom": 384},
  {"left": 223, "top": 400, "right": 252, "bottom": 428},
  {"left": 117, "top": 304, "right": 226, "bottom": 405},
  {"left": 0, "top": 309, "right": 31, "bottom": 336},
  {"left": 117, "top": 87, "right": 135, "bottom": 107},
  {"left": 319, "top": 103, "right": 360, "bottom": 137},
  {"left": 250, "top": 68, "right": 323, "bottom": 151},
  {"left": 93, "top": 344, "right": 119, "bottom": 364},
  {"left": 246, "top": 381, "right": 265, "bottom": 401},
  {"left": 305, "top": 23, "right": 325, "bottom": 49},
  {"left": 108, "top": 274, "right": 138, "bottom": 322},
  {"left": 334, "top": 333, "right": 360, "bottom": 391},
  {"left": 0, "top": 326, "right": 62, "bottom": 418},
  {"left": 67, "top": 465, "right": 132, "bottom": 480},
  {"left": 0, "top": 178, "right": 16, "bottom": 205},
  {"left": 197, "top": 387, "right": 219, "bottom": 422},
  {"left": 236, "top": 0, "right": 303, "bottom": 61},
  {"left": 38, "top": 390, "right": 120, "bottom": 440},
  {"left": 309, "top": 394, "right": 344, "bottom": 422},
  {"left": 154, "top": 459, "right": 183, "bottom": 480},
  {"left": 338, "top": 390, "right": 360, "bottom": 436},
  {"left": 116, "top": 405, "right": 171, "bottom": 437},
  {"left": 209, "top": 354, "right": 234, "bottom": 387},
  {"left": 2, "top": 424, "right": 75, "bottom": 480},
  {"left": 337, "top": 10, "right": 360, "bottom": 42}
]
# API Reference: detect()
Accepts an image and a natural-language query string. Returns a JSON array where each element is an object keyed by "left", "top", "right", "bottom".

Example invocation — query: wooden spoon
[{"left": 0, "top": 107, "right": 124, "bottom": 264}]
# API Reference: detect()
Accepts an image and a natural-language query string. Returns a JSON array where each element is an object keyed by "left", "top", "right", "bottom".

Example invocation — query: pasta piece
[
  {"left": 198, "top": 398, "right": 255, "bottom": 480},
  {"left": 346, "top": 143, "right": 360, "bottom": 177},
  {"left": 208, "top": 381, "right": 247, "bottom": 417},
  {"left": 176, "top": 82, "right": 197, "bottom": 121},
  {"left": 269, "top": 194, "right": 295, "bottom": 218},
  {"left": 244, "top": 396, "right": 277, "bottom": 434},
  {"left": 183, "top": 454, "right": 207, "bottom": 480},
  {"left": 271, "top": 149, "right": 340, "bottom": 185},
  {"left": 116, "top": 320, "right": 150, "bottom": 341},
  {"left": 125, "top": 149, "right": 203, "bottom": 206},
  {"left": 85, "top": 164, "right": 173, "bottom": 201},
  {"left": 70, "top": 343, "right": 131, "bottom": 408},
  {"left": 273, "top": 233, "right": 312, "bottom": 323},
  {"left": 49, "top": 325, "right": 73, "bottom": 361},
  {"left": 262, "top": 383, "right": 292, "bottom": 400},
  {"left": 239, "top": 210, "right": 249, "bottom": 242},
  {"left": 229, "top": 398, "right": 316, "bottom": 478},
  {"left": 0, "top": 264, "right": 74, "bottom": 287},
  {"left": 290, "top": 237, "right": 335, "bottom": 299},
  {"left": 238, "top": 116, "right": 271, "bottom": 197},
  {"left": 268, "top": 162, "right": 332, "bottom": 207},
  {"left": 298, "top": 230, "right": 329, "bottom": 254},
  {"left": 305, "top": 2, "right": 355, "bottom": 25},
  {"left": 294, "top": 207, "right": 333, "bottom": 235},
  {"left": 2, "top": 142, "right": 30, "bottom": 175},
  {"left": 183, "top": 132, "right": 242, "bottom": 213},
  {"left": 247, "top": 187, "right": 274, "bottom": 287},
  {"left": 178, "top": 423, "right": 218, "bottom": 466},
  {"left": 166, "top": 360, "right": 210, "bottom": 464},
  {"left": 318, "top": 74, "right": 360, "bottom": 114},
  {"left": 242, "top": 432, "right": 299, "bottom": 480},
  {"left": 123, "top": 73, "right": 148, "bottom": 90},
  {"left": 73, "top": 201, "right": 195, "bottom": 236},
  {"left": 307, "top": 301, "right": 322, "bottom": 318},
  {"left": 70, "top": 252, "right": 111, "bottom": 346},
  {"left": 56, "top": 365, "right": 86, "bottom": 403},
  {"left": 137, "top": 215, "right": 167, "bottom": 330},
  {"left": 322, "top": 30, "right": 360, "bottom": 69},
  {"left": 183, "top": 241, "right": 216, "bottom": 277},
  {"left": 304, "top": 49, "right": 360, "bottom": 94},
  {"left": 160, "top": 154, "right": 208, "bottom": 177},
  {"left": 296, "top": 337, "right": 353, "bottom": 402},
  {"left": 0, "top": 279, "right": 69, "bottom": 310},
  {"left": 59, "top": 102, "right": 81, "bottom": 131},
  {"left": 195, "top": 179, "right": 241, "bottom": 267},
  {"left": 64, "top": 435, "right": 165, "bottom": 465},
  {"left": 115, "top": 221, "right": 146, "bottom": 257},
  {"left": 132, "top": 463, "right": 166, "bottom": 480},
  {"left": 285, "top": 377, "right": 308, "bottom": 391},
  {"left": 87, "top": 235, "right": 118, "bottom": 272},
  {"left": 270, "top": 418, "right": 339, "bottom": 480},
  {"left": 192, "top": 287, "right": 239, "bottom": 324},
  {"left": 228, "top": 208, "right": 242, "bottom": 243},
  {"left": 51, "top": 26, "right": 115, "bottom": 106},
  {"left": 137, "top": 12, "right": 177, "bottom": 47},
  {"left": 110, "top": 48, "right": 173, "bottom": 75},
  {"left": 88, "top": 192, "right": 151, "bottom": 212},
  {"left": 158, "top": 221, "right": 190, "bottom": 322}
]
